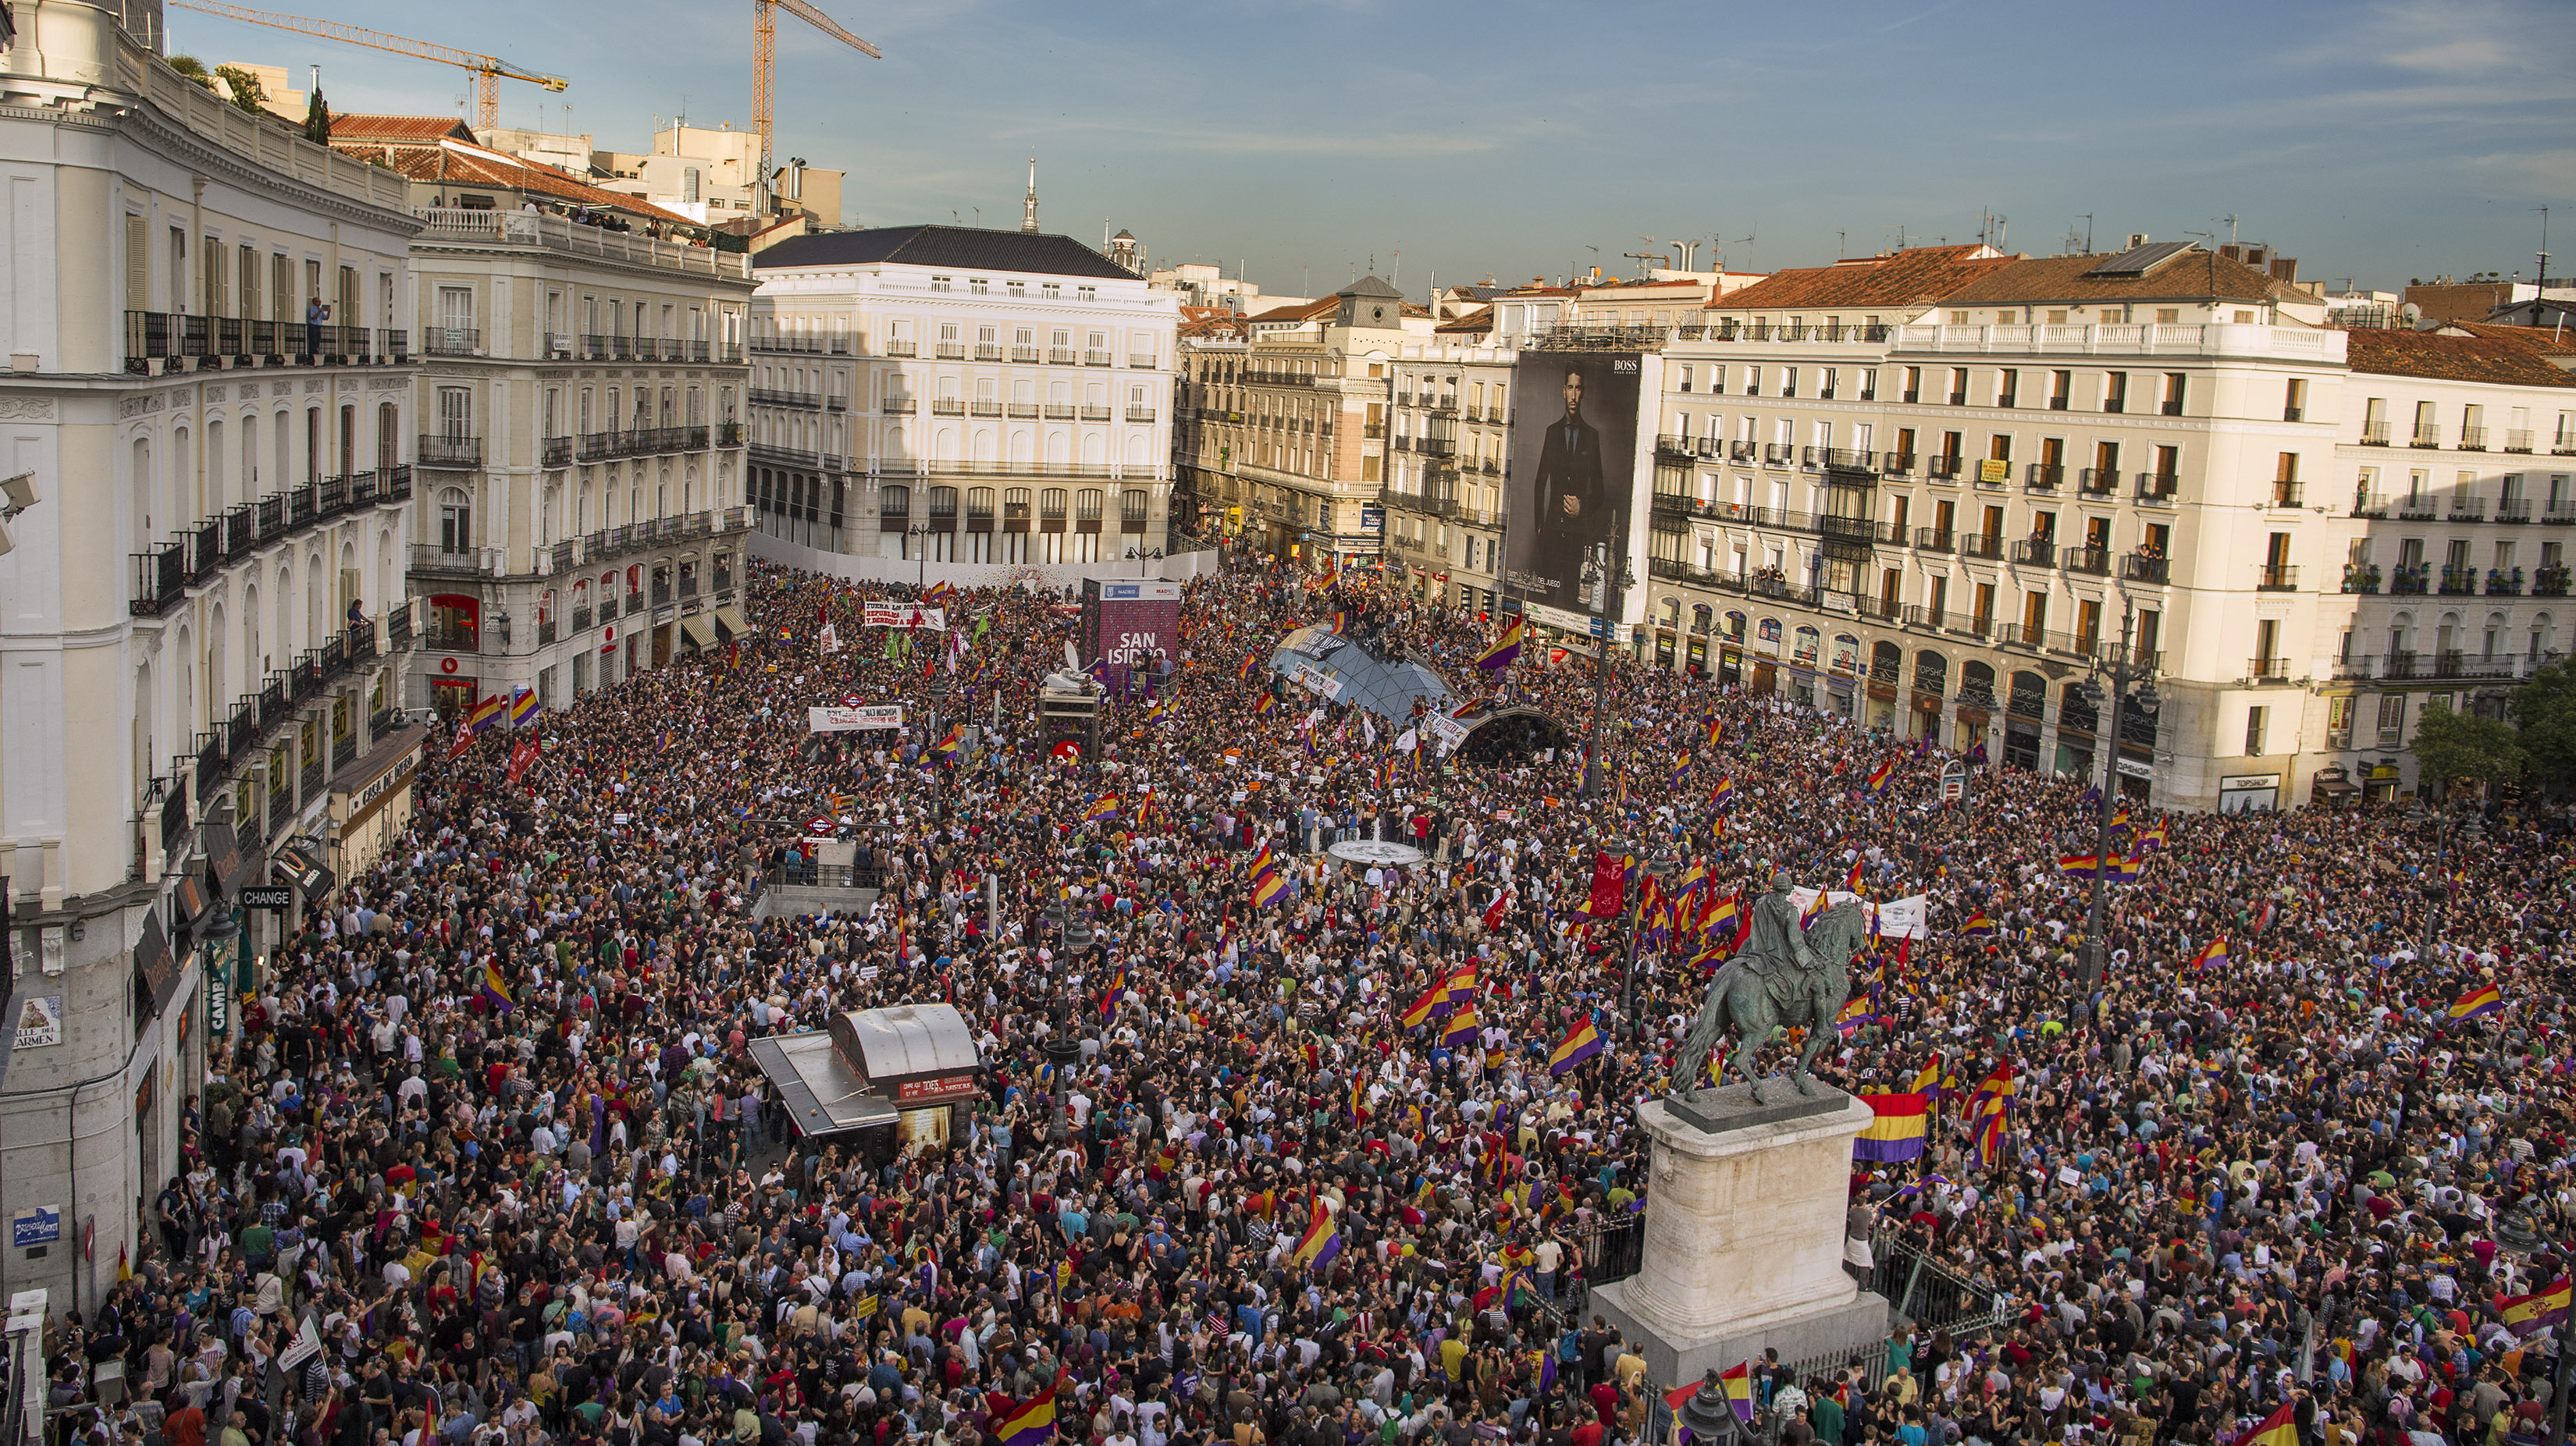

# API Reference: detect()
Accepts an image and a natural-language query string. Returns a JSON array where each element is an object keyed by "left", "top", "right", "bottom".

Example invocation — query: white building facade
[
  {"left": 2325, "top": 331, "right": 2576, "bottom": 801},
  {"left": 397, "top": 209, "right": 755, "bottom": 710},
  {"left": 0, "top": 2, "right": 425, "bottom": 1312},
  {"left": 747, "top": 226, "right": 1179, "bottom": 564}
]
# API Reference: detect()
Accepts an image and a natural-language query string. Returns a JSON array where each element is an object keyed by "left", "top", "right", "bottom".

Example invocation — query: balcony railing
[
  {"left": 2257, "top": 564, "right": 2300, "bottom": 591},
  {"left": 424, "top": 327, "right": 480, "bottom": 357},
  {"left": 1126, "top": 407, "right": 1158, "bottom": 423},
  {"left": 2246, "top": 657, "right": 2290, "bottom": 682},
  {"left": 2062, "top": 545, "right": 2111, "bottom": 576},
  {"left": 2413, "top": 426, "right": 2441, "bottom": 448},
  {"left": 1960, "top": 534, "right": 2004, "bottom": 560},
  {"left": 2496, "top": 497, "right": 2533, "bottom": 523},
  {"left": 1912, "top": 527, "right": 1954, "bottom": 552},
  {"left": 2122, "top": 552, "right": 2169, "bottom": 584},
  {"left": 2025, "top": 464, "right": 2065, "bottom": 492},
  {"left": 541, "top": 435, "right": 571, "bottom": 468},
  {"left": 2449, "top": 498, "right": 2486, "bottom": 522},
  {"left": 882, "top": 396, "right": 916, "bottom": 415},
  {"left": 2011, "top": 538, "right": 2056, "bottom": 567},
  {"left": 2459, "top": 426, "right": 2488, "bottom": 450},
  {"left": 418, "top": 433, "right": 484, "bottom": 468},
  {"left": 2076, "top": 467, "right": 2118, "bottom": 496},
  {"left": 2135, "top": 472, "right": 2179, "bottom": 503},
  {"left": 1928, "top": 456, "right": 1964, "bottom": 481},
  {"left": 750, "top": 387, "right": 824, "bottom": 410}
]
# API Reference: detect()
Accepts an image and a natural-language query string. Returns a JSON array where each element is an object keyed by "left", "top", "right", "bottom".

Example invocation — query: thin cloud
[{"left": 1025, "top": 120, "right": 1498, "bottom": 158}]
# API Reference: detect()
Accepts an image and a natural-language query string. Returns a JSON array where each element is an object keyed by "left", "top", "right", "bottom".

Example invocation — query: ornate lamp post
[
  {"left": 1578, "top": 539, "right": 1636, "bottom": 800},
  {"left": 2493, "top": 1202, "right": 2571, "bottom": 1446},
  {"left": 1672, "top": 1371, "right": 1748, "bottom": 1446},
  {"left": 2076, "top": 599, "right": 2158, "bottom": 998}
]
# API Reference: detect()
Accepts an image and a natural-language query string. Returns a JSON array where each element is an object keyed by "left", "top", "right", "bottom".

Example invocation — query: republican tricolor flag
[{"left": 2448, "top": 982, "right": 2503, "bottom": 1020}]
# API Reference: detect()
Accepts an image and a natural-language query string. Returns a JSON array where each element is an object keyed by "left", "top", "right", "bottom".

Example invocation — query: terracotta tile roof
[
  {"left": 2432, "top": 320, "right": 2576, "bottom": 355},
  {"left": 1941, "top": 249, "right": 2297, "bottom": 307},
  {"left": 329, "top": 114, "right": 474, "bottom": 143},
  {"left": 328, "top": 120, "right": 698, "bottom": 228},
  {"left": 2342, "top": 329, "right": 2576, "bottom": 388},
  {"left": 1434, "top": 305, "right": 1493, "bottom": 334},
  {"left": 1245, "top": 297, "right": 1338, "bottom": 324},
  {"left": 1706, "top": 244, "right": 2010, "bottom": 313}
]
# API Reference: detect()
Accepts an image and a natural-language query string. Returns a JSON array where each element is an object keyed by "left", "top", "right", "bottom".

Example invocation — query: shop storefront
[{"left": 2217, "top": 773, "right": 2282, "bottom": 814}]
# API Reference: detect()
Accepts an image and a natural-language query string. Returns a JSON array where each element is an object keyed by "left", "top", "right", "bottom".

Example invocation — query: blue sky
[{"left": 177, "top": 0, "right": 2575, "bottom": 298}]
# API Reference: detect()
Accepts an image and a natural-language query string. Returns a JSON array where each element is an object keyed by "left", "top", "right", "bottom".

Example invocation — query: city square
[{"left": 0, "top": 7, "right": 2572, "bottom": 1446}]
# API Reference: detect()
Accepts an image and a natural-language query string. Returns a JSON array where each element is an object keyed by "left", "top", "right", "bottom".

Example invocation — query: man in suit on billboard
[{"left": 1527, "top": 367, "right": 1614, "bottom": 611}]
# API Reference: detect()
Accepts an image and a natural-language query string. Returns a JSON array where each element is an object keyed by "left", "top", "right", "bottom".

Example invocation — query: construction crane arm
[
  {"left": 169, "top": 2, "right": 568, "bottom": 91},
  {"left": 774, "top": 0, "right": 882, "bottom": 57}
]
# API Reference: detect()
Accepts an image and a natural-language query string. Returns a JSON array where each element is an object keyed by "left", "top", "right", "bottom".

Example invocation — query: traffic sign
[{"left": 240, "top": 886, "right": 294, "bottom": 911}]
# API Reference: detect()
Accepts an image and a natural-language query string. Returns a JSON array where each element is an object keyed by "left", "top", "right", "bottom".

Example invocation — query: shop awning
[
  {"left": 2312, "top": 773, "right": 2359, "bottom": 795},
  {"left": 713, "top": 605, "right": 748, "bottom": 638},
  {"left": 747, "top": 1032, "right": 899, "bottom": 1138},
  {"left": 280, "top": 840, "right": 336, "bottom": 903},
  {"left": 680, "top": 613, "right": 716, "bottom": 648},
  {"left": 134, "top": 910, "right": 183, "bottom": 1022},
  {"left": 202, "top": 821, "right": 244, "bottom": 895}
]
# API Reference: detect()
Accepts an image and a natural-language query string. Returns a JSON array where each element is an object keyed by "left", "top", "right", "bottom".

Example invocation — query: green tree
[
  {"left": 212, "top": 65, "right": 266, "bottom": 114},
  {"left": 2509, "top": 660, "right": 2576, "bottom": 790},
  {"left": 303, "top": 87, "right": 332, "bottom": 146},
  {"left": 2409, "top": 702, "right": 2525, "bottom": 794},
  {"left": 166, "top": 55, "right": 218, "bottom": 91}
]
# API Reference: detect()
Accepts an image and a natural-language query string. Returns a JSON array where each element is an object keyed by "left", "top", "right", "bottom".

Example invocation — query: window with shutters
[
  {"left": 272, "top": 253, "right": 292, "bottom": 325},
  {"left": 124, "top": 214, "right": 149, "bottom": 312},
  {"left": 238, "top": 244, "right": 259, "bottom": 321},
  {"left": 436, "top": 386, "right": 472, "bottom": 442}
]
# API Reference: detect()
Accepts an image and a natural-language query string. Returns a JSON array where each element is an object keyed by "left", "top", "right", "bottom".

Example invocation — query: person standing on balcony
[{"left": 305, "top": 295, "right": 329, "bottom": 361}]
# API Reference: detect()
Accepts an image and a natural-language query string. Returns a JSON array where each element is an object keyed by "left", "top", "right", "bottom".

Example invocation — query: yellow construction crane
[
  {"left": 169, "top": 1, "right": 566, "bottom": 130},
  {"left": 752, "top": 0, "right": 878, "bottom": 212}
]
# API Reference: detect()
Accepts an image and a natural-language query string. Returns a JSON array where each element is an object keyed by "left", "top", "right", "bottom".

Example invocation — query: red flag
[
  {"left": 443, "top": 716, "right": 473, "bottom": 761},
  {"left": 1482, "top": 891, "right": 1507, "bottom": 931},
  {"left": 1585, "top": 852, "right": 1626, "bottom": 918},
  {"left": 506, "top": 739, "right": 540, "bottom": 786}
]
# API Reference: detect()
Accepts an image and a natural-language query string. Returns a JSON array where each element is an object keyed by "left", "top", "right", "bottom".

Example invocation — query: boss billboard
[
  {"left": 1080, "top": 578, "right": 1181, "bottom": 693},
  {"left": 1501, "top": 352, "right": 1646, "bottom": 622}
]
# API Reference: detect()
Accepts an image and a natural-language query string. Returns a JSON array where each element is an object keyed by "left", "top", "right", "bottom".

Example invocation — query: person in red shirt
[
  {"left": 1589, "top": 1377, "right": 1622, "bottom": 1427},
  {"left": 165, "top": 1400, "right": 206, "bottom": 1446}
]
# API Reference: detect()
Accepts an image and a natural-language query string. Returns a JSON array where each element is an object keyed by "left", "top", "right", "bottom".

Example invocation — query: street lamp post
[
  {"left": 1579, "top": 538, "right": 1636, "bottom": 800},
  {"left": 2077, "top": 599, "right": 2158, "bottom": 999},
  {"left": 2492, "top": 1203, "right": 2573, "bottom": 1446},
  {"left": 2407, "top": 801, "right": 2485, "bottom": 960},
  {"left": 1621, "top": 848, "right": 1678, "bottom": 1039},
  {"left": 1126, "top": 545, "right": 1164, "bottom": 578},
  {"left": 906, "top": 523, "right": 933, "bottom": 588}
]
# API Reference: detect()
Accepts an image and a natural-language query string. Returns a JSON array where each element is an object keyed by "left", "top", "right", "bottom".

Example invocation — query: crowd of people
[{"left": 22, "top": 549, "right": 2574, "bottom": 1446}]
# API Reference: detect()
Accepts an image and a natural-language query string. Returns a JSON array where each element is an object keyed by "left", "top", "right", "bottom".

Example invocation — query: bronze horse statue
[{"left": 1670, "top": 898, "right": 1870, "bottom": 1105}]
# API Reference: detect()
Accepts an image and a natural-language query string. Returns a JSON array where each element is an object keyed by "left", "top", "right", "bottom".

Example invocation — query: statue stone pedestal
[{"left": 1592, "top": 1087, "right": 1889, "bottom": 1385}]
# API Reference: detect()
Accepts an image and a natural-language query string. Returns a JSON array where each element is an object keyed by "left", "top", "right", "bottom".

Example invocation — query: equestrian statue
[{"left": 1670, "top": 872, "right": 1870, "bottom": 1106}]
